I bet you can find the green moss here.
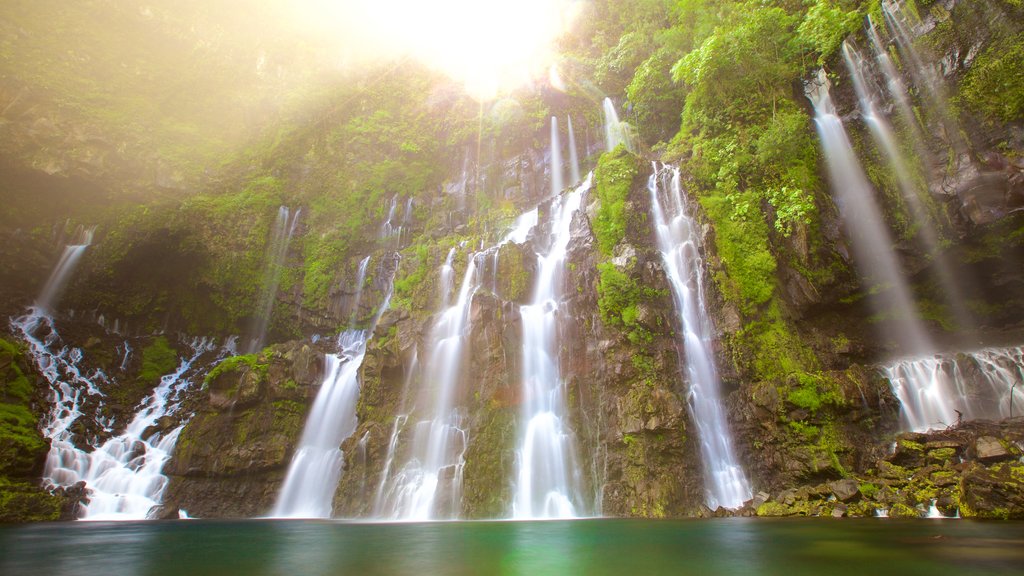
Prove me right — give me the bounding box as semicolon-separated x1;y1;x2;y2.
700;193;776;314
959;32;1024;122
756;501;793;517
859;482;880;499
204;354;267;386
138;336;178;385
0;478;62;523
593;146;642;256
888;502;920;518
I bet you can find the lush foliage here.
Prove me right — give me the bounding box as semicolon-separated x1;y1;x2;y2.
593;145;644;256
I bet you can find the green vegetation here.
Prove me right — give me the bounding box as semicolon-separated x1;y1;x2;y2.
0;338;63;522
204;354;268;386
597;262;664;345
593;146;644;256
138;337;178;386
959;32;1024;122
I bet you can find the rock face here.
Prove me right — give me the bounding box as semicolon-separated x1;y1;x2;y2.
0;338;64;522
160;342;325;518
756;419;1024;519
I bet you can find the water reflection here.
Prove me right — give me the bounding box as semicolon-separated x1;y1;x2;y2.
3;518;1024;576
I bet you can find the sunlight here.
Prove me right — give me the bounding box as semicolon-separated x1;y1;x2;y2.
293;0;580;100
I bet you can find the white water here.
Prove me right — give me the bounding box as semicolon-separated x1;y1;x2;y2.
842;43;972;331
503;208;539;245
36;227;95;313
602;98;629;152
649;164;752;510
883;345;1024;432
349;256;372;326
272;332;369;518
866;17;922;140
807;70;933;356
375;255;480;520
567;116;581;185
273;261;395;518
246;206;300;353
512;174;591;519
439;247;457;307
550;116;564;198
11;310;220;520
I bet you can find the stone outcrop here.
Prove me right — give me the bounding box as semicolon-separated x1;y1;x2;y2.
160;341;325;518
756;419;1024;518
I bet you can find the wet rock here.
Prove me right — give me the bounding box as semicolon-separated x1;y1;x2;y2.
960;462;1024;519
829;479;860;502
975;436;1011;462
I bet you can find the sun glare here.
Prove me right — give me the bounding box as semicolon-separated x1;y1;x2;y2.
296;0;580;100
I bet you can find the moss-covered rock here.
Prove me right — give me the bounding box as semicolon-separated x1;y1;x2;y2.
161;341;325;517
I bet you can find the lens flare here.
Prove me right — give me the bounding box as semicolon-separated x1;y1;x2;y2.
293;0;579;100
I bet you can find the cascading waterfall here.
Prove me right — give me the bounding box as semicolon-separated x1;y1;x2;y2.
11;310;222;520
807;69;1024;431
602;98;628;152
567;116;581;185
273;256;395;518
883;346;1024;432
349;256;372;326
842;42;972;330
550;116;564;198
648;164;752;510
246;206;301;354
807;69;933;356
374;255;480;520
512;174;591;519
36;226;95;313
272;332;371;518
866;17;922;141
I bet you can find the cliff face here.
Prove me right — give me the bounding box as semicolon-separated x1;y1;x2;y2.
2;0;1024;521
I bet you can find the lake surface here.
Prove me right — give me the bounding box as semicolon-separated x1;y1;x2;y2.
2;518;1024;575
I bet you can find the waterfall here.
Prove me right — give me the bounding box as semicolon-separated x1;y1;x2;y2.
503;208;539;246
374;255;480;520
550;116;564;197
439;248;457;308
602;98;631;153
512;174;591;519
567;116;581;185
272;332;369;518
36;226;95;313
349;256;372;327
273;259;396;518
883;346;1024;432
807;69;932;355
246;206;300;354
866;17;922;140
10;311;222;520
648;164;752;509
842;42;972;330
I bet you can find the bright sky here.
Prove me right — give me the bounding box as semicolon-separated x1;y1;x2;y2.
290;0;582;99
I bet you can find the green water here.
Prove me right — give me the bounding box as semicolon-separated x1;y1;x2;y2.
2;518;1023;575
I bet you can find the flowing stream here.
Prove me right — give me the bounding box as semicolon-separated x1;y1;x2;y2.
648;164;751;509
12;310;223;520
512;174;590;519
